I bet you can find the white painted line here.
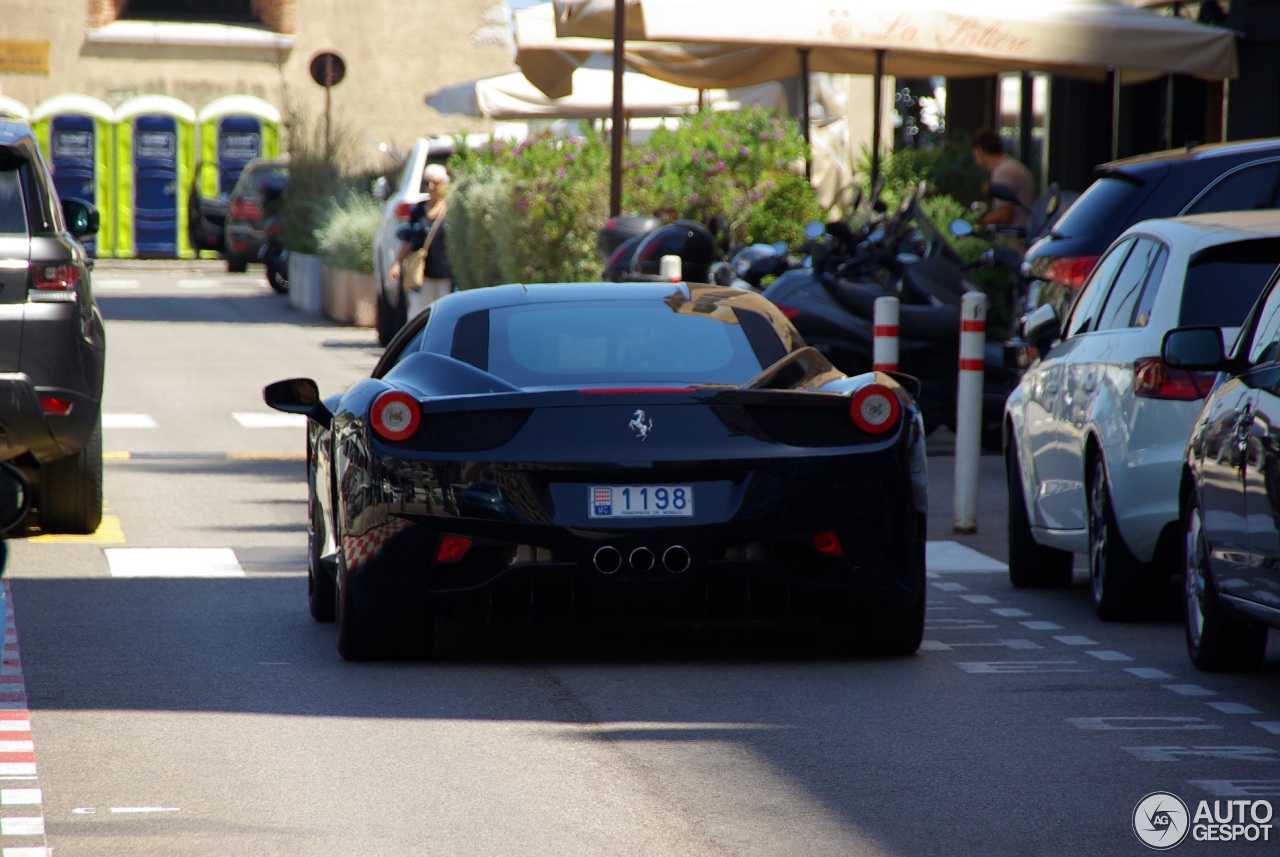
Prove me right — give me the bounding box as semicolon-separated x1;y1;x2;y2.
0;765;35;777
930;582;968;592
1054;636;1099;646
0;790;39;806
1252;722;1280;735
233;412;307;429
992;607;1031;617
919;640;952;651
1087;650;1134;662
110;807;179;814
0;744;32;754
1020;620;1065;631
0;817;43;835
927;541;1007;573
105;549;244;578
1164;684;1217;697
177;279;220;289
1000;639;1044;650
957;660;1090;674
2;847;51;857
960;595;998;604
1187;779;1280;797
102;414;157;429
93;279;140;290
1126;667;1175;680
0;724;29;733
1207;702;1261;715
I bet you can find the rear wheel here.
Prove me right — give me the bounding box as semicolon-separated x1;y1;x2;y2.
266;260;288;294
39;417;103;535
1184;497;1267;671
334;550;434;661
824;515;925;656
307;497;335;622
1088;455;1145;620
1006;445;1073;588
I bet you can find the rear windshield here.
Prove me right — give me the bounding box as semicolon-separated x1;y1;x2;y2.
455;300;785;386
1179;237;1280;327
1050;176;1151;240
0;167;26;235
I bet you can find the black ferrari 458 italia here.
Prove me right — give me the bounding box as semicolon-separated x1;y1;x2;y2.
264;281;928;660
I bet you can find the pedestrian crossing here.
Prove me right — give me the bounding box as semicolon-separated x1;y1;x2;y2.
103;412;304;430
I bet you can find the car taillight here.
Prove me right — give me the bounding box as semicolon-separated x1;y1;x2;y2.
1046;255;1100;290
230;199;262;220
370;391;421;442
811;530;844;557
436;534;472;563
1132;356;1216;401
850;383;902;434
394;202;414;220
32;264;80;291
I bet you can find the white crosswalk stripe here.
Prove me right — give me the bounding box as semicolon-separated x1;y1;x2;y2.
105;549;245;578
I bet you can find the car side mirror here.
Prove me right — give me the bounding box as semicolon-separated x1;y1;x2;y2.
1162;326;1228;371
1022;302;1061;355
263;378;331;425
62;198;99;239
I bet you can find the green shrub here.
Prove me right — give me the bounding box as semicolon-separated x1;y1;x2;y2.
315;190;380;273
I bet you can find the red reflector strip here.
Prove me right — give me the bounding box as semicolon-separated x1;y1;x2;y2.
958;359;985;372
436;535;472;563
874;325;898;337
578;387;697;395
811;530;844;557
38;396;73;416
960;320;985;333
32;264;79;291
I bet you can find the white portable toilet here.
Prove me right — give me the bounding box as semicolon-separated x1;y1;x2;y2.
114;94;197;259
30;94;115;257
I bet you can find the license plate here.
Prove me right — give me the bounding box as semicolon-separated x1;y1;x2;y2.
589;485;693;518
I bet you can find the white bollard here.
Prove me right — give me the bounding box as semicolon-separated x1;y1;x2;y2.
660;255;682;282
953;290;988;534
873;296;899;373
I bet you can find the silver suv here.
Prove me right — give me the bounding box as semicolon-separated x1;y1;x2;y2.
0;118;105;534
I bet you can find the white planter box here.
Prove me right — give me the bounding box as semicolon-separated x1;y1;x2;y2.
321;268;377;327
288;252;323;315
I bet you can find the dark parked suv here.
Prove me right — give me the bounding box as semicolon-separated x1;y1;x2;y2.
1026;138;1280;315
0;119;105;534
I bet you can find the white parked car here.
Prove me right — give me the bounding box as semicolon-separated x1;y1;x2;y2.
371;136;457;346
1004;210;1280;619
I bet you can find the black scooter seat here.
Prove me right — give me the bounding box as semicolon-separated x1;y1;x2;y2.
829;279;960;345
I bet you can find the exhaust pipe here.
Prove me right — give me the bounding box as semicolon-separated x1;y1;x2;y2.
629;546;655;572
662;545;691;573
593;546;622;574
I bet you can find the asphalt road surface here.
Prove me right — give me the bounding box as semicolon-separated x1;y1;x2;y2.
1;260;1277;856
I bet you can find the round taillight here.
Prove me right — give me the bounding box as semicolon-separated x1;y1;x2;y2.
849;384;901;434
370;391;420;442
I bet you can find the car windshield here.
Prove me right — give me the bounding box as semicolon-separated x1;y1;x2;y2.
1179;237;1280;327
1049;175;1149;240
462;300;782;386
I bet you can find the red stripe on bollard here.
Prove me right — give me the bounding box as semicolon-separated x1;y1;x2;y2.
874;325;899;337
961;320;985;333
958;358;985;371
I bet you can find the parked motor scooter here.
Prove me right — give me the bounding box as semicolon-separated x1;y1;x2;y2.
763;189;1018;450
259;174;289;295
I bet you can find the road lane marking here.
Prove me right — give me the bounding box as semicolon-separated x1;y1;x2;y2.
1188;780;1280;797
1087;650;1134;662
0;583;49;857
1124;746;1279;763
927;541;1007;572
1069;717;1218;731
102;414;157;429
233;412;306;429
105;548;244;578
1207;703;1261;715
1254;723;1280;735
1020;620;1065;631
28;515;124;545
1165;684;1217;697
1127;667;1176;680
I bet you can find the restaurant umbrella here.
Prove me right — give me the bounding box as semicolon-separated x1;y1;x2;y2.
550;0;1237;183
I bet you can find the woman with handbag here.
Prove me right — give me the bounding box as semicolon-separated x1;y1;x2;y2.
388;163;452;320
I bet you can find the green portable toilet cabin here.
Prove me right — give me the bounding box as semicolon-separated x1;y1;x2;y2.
115;95;196;259
197;95;281;196
0;96;28;120
30;94;115;257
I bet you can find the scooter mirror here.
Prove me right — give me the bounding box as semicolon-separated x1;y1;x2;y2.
772;241;788;255
803;221;825;242
950;219;974;239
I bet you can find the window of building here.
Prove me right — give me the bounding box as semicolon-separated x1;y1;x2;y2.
119;1;257;24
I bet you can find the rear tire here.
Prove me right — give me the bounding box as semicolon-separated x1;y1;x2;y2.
1006;445;1073;588
266;261;288;294
1184;497;1267;671
307;497;335;622
334;549;434;661
824;515;925;656
39;417;103;535
1088;454;1145;620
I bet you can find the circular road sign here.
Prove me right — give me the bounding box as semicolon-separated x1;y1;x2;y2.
309;51;346;88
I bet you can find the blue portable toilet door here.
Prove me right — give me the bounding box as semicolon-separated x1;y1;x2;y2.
218;115;262;195
133;115;179;257
49;115;99;255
